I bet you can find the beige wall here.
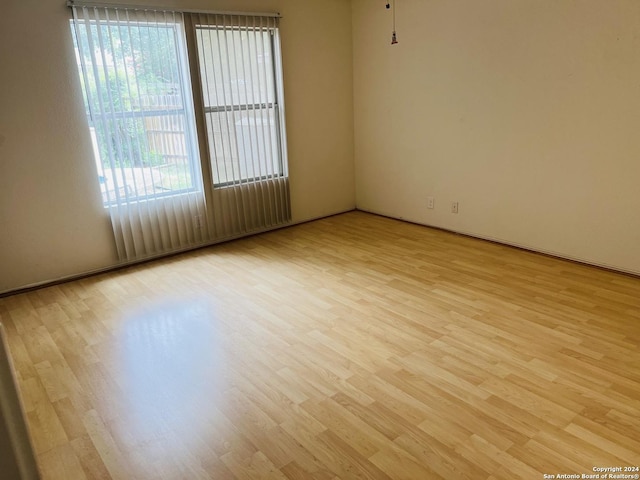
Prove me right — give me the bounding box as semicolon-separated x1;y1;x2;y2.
0;0;355;293
352;0;640;274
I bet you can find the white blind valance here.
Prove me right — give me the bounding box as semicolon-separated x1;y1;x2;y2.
67;1;280;19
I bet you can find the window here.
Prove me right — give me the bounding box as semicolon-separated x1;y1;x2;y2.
71;13;201;205
195;25;284;186
70;4;290;261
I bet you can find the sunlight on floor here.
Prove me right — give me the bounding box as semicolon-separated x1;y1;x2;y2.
118;299;226;436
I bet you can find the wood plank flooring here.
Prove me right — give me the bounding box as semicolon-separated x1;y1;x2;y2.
1;211;639;479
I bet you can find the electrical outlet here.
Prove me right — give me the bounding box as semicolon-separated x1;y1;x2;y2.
427;196;434;209
451;202;459;214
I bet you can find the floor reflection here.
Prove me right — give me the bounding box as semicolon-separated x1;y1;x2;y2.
117;298;226;435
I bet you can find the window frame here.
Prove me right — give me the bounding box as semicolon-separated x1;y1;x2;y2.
193;24;286;188
72;16;205;207
71;7;288;207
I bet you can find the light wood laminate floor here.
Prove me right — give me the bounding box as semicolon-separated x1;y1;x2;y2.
1;211;639;479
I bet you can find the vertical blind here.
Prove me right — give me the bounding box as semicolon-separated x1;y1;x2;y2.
70;3;290;262
188;12;291;238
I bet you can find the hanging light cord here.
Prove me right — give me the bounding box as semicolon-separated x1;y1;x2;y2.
391;0;398;44
386;0;398;44
392;0;396;32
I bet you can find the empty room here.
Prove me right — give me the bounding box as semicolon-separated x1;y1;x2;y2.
1;0;639;479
